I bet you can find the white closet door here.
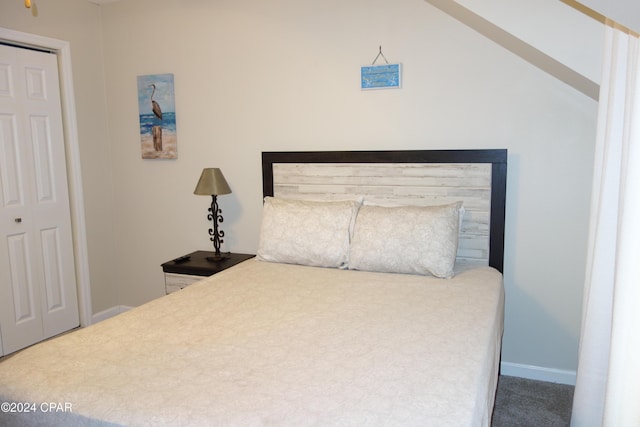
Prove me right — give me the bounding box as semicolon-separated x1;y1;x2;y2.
0;44;79;355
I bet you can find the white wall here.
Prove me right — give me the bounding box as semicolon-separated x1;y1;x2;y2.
1;0;601;381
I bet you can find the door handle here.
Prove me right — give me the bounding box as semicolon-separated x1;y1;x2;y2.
14;218;22;223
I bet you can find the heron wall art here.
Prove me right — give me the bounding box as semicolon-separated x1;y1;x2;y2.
137;73;178;159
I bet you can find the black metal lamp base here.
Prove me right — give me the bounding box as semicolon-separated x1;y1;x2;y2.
206;252;230;262
205;195;229;263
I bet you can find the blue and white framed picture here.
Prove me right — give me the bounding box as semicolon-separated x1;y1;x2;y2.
137;73;178;159
361;64;402;90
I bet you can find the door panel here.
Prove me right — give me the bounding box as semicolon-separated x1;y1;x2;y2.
5;231;44;352
41;227;65;312
0;44;79;355
30;114;55;202
7;232;37;324
0;113;24;207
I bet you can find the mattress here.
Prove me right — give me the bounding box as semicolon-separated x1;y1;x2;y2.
0;259;504;426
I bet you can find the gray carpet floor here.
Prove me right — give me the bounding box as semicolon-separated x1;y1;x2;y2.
492;375;574;426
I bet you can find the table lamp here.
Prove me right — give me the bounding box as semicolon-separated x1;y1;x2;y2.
193;168;232;261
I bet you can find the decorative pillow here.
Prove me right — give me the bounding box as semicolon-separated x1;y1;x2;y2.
256;197;361;268
363;199;466;232
348;202;463;278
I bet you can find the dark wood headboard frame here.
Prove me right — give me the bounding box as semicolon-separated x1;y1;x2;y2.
262;149;507;273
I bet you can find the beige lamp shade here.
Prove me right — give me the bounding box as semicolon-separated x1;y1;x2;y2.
193;168;232;196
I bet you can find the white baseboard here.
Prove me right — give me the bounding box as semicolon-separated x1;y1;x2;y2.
500;361;576;386
91;305;135;324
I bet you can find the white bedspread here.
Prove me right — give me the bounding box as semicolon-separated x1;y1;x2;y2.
0;259;504;427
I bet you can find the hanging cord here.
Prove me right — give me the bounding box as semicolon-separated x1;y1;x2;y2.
371;46;389;65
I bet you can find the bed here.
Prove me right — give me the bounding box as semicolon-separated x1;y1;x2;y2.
0;149;507;427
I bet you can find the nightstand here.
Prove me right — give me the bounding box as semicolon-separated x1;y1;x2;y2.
161;251;254;294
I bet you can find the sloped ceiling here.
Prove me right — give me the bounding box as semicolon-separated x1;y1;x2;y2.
576;0;639;34
87;0;602;100
426;0;601;100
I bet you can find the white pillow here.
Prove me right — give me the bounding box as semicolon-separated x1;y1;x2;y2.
363;199;466;232
256;197;361;268
348;202;463;278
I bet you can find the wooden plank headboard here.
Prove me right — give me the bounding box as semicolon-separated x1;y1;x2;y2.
262;150;507;273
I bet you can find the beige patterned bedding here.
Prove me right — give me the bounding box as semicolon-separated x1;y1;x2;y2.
0;259;504;426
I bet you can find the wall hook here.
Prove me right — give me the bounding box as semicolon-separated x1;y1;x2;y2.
371;46;389;65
